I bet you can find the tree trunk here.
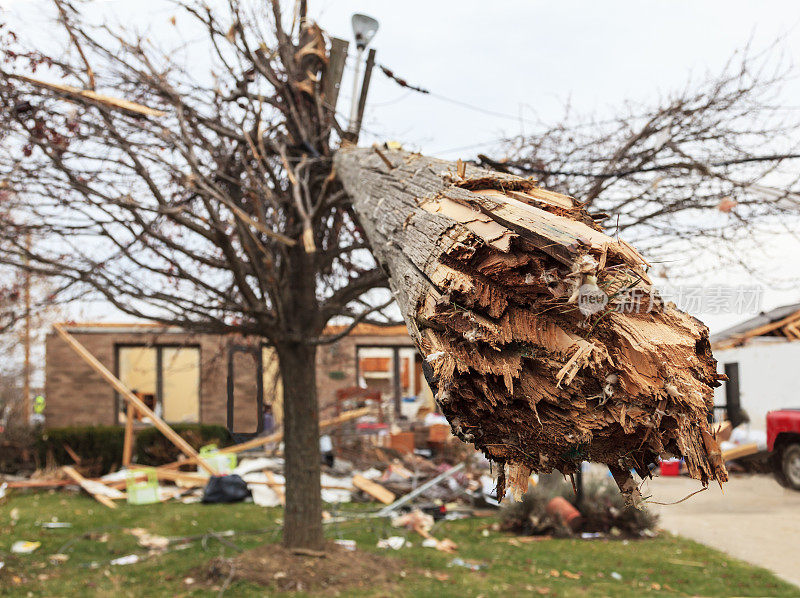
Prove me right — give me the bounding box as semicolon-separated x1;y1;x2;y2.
278;246;323;550
277;339;323;549
335;147;727;503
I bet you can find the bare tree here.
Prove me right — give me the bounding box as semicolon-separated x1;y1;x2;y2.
480;50;800;277
0;1;393;549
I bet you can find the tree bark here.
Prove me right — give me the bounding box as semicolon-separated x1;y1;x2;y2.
277;339;323;549
335;147;727;503
278;246;323;550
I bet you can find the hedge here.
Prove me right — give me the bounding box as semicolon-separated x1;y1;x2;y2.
37;423;231;475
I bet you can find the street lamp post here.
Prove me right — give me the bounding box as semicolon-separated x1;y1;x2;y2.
347;13;379;137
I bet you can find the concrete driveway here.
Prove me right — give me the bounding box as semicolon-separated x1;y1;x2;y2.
643;474;800;588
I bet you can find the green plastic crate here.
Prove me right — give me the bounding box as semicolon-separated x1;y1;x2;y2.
126;467;160;505
198;444;237;475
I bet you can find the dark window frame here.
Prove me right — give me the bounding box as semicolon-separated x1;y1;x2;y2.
227;344;264;441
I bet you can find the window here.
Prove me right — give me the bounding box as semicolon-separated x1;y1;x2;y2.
117;345;200;424
356;346;430;420
162;347;200;423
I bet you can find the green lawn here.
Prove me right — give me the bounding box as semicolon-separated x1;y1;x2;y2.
0;491;796;597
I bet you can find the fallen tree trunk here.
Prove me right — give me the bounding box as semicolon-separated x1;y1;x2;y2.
335;147;727;503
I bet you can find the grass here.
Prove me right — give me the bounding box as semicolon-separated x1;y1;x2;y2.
0;491;797;597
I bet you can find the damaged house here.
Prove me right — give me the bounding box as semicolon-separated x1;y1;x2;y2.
711;301;800;429
44;322;433;434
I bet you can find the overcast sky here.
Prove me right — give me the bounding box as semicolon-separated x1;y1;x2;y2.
3;0;800;330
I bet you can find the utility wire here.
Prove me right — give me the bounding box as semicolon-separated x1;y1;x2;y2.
376;62;539;125
431;138;509;156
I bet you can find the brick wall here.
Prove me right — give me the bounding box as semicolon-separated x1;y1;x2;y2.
44;324;415;429
44;327;260;430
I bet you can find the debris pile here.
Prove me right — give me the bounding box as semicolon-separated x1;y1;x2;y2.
499;473;658;539
335;147;728;503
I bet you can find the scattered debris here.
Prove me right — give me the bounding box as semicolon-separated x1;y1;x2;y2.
448;558;487;571
500;473;657;539
201;475;251;504
62;466;121;509
128;528;170;552
352;474;395;505
333;539;356;551
545;496;582;531
39;521;72;529
392;509;435;535
11;541;41;554
377;536;407;550
109;554;141;566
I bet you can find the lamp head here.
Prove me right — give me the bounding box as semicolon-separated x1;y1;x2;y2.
351;13;379;50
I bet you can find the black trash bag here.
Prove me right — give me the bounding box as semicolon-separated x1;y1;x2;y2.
202;474;251;504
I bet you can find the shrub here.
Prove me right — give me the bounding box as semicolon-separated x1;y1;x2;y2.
499;471;658;538
134;424;231;465
37;423;232;474
36;426;124;475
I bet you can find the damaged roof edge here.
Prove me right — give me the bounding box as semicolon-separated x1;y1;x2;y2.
710;301;800;344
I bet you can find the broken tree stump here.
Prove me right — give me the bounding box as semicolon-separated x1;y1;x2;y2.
335;147;727;503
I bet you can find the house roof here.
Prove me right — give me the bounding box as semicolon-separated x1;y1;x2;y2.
711;301;800;346
57;322;186;334
323;323;409;337
56;321;410;338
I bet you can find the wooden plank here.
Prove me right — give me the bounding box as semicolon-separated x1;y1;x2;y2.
122;402;136;467
265;470;285;505
219;406;374;455
62;465;117;509
711;420;733;442
53;324;216;474
352;474;395;505
322;37;349;111
129;465;208;486
5;479;72;488
155;406;374;470
721;442;760;461
13;74;165;117
477;187;575;211
128;466;351;490
62;442;82;465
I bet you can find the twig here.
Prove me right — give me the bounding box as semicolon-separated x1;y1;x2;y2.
218;558;236;598
645;486;707;505
372;143;394;169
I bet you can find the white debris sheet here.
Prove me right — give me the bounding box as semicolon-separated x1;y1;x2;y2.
233;458;353;506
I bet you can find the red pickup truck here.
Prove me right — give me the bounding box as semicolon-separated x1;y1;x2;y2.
768;409;800;490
